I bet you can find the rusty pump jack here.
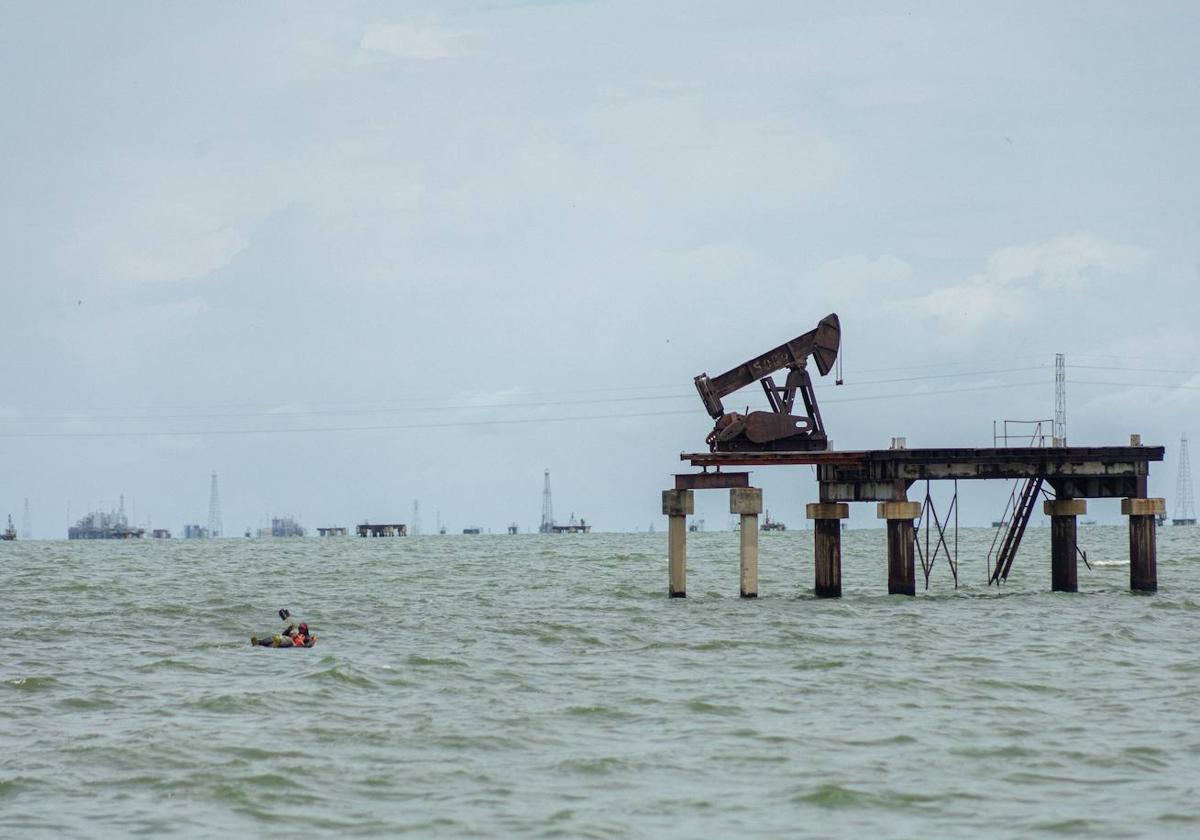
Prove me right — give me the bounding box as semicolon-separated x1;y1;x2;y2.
693;313;841;452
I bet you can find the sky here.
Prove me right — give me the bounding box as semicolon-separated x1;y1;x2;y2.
2;1;1198;536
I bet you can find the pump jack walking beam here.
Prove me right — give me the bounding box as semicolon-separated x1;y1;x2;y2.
693;313;841;452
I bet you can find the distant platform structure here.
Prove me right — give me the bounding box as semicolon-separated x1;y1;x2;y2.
318;527;348;537
462;527;481;535
271;516;305;538
761;511;786;532
183;524;208;539
539;470;591;533
151;529;172;539
548;515;591;534
357;522;406;537
69;504;144;540
1173;433;1195;525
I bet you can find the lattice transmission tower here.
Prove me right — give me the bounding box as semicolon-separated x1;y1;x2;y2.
1053;353;1067;447
411;499;421;536
208;473;223;538
1174;434;1196;525
21;497;32;539
540;469;554;533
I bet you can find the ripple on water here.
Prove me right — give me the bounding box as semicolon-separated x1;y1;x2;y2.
405;654;465;668
134;657;209;673
789;783;944;812
685;699;741;715
58;696;116;710
556;756;628;776
0;778;29;799
5;676;57;692
1029;818;1105;834
562;705;636;721
1150;597;1200;611
305;666;378;689
790;658;845;671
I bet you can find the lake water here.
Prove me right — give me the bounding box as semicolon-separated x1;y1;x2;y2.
4;527;1200;838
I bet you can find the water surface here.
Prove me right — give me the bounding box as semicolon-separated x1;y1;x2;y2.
4;527;1200;837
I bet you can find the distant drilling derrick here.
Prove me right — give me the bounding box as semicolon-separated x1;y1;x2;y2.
1174;434;1196;525
1053;353;1067;447
21;497;32;539
208;473;223;538
540;469;554;533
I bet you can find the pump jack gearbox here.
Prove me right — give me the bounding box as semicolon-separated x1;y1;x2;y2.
693;313;841;452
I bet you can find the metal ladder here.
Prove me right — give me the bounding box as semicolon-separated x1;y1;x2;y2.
988;477;1043;585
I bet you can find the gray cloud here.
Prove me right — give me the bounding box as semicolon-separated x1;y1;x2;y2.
1;2;1197;535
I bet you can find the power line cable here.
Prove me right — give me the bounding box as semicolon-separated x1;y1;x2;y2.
1067;379;1200;391
0;380;1049;439
1069;364;1200;376
0;366;1052;422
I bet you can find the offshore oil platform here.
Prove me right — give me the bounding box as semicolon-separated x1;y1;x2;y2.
68;497;145;540
664;313;1166;599
539;469;592;533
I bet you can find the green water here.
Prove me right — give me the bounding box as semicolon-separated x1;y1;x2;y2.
4;527;1200;837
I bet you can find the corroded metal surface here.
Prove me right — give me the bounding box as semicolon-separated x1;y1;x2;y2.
1129;515;1158;592
886;518;916;596
1050;513;1079;592
814;518;842;598
683;445;1165;469
674;472;749;491
693;314;839;452
680;446;1164;501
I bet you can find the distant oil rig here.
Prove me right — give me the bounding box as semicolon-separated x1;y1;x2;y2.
1173;433;1196;526
68;497;144;540
539;469;591;533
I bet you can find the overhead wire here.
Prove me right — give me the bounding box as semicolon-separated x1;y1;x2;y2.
1;365;1052;422
1068;379;1200;391
0;380;1054;439
6;362;1197;437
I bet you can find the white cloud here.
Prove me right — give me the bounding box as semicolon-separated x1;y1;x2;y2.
812;254;913;293
983;234;1146;291
897;233;1148;334
112;226;248;288
356;22;472;63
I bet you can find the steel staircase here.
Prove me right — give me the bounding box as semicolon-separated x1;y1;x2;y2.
989;477;1043;585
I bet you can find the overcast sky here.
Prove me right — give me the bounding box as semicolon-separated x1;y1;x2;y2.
2;1;1198;536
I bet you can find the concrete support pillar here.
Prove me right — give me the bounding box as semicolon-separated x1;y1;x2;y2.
1044;498;1086;593
729;487;762;598
662;489;694;598
877;501;921;596
1122;498;1165;593
806;502;850;598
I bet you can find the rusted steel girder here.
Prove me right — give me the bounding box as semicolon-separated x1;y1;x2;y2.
674;472;750;491
682;446;1162;500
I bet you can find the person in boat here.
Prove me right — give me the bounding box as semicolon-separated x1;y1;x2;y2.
290;623;312;646
278;608;300;635
251;630;311;647
251;610;313;646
